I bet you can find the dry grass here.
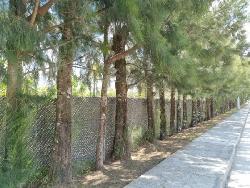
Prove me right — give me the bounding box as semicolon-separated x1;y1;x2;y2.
74;110;236;188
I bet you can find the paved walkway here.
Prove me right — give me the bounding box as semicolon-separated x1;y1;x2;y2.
227;108;250;188
125;105;250;188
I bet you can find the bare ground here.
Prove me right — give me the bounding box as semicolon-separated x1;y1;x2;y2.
74;111;235;188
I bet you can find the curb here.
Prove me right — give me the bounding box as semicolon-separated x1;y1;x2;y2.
222;108;249;188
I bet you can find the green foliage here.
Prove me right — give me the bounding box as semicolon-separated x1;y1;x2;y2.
72;160;95;176
0;15;44;62
0;95;54;187
130;126;144;149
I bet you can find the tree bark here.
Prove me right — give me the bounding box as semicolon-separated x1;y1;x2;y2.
112;30;130;160
170;87;175;136
29;0;40;26
182;94;187;129
159;83;166;140
6;61;23;112
176;92;181;132
224;100;227;113
205;98;210;121
197;98;201;123
106;44;139;64
200;99;205;121
220;101;224;114
210;97;214;118
96;22;110;170
229;100;232;110
191;99;197;127
27;0;55;22
145;69;155;142
52;3;75;185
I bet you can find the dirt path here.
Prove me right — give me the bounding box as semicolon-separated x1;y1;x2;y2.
75;111;236;188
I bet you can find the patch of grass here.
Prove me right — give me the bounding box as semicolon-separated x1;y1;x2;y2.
72;160;95;176
130;126;145;149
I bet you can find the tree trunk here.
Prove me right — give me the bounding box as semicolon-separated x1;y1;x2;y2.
96;63;110;169
201;99;205;121
170;87;175;135
220;101;224;114
229;100;232;110
4;60;23;171
232;99;235;109
145;69;155;142
224;99;227;112
112;30;130;160
191;99;197;127
205;98;210;121
6;62;23;110
96;22;110;170
210;97;214;118
197;99;201;123
52;5;74;184
182;94;187;129
159;83;166;140
176;92;181;132
4;0;25;171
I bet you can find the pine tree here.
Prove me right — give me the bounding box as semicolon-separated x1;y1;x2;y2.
144;54;155;141
95;11;110;170
50;0;93;184
96;0;171;160
1;0;53;173
52;1;75;184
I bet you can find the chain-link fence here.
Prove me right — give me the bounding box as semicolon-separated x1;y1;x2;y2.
0;96;222;183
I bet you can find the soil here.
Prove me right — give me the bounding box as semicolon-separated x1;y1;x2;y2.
74;111;235;188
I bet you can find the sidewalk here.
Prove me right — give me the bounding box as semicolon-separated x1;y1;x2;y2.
227;108;250;188
125;106;250;188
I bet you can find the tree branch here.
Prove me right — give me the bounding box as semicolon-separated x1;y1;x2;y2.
105;44;140;64
27;0;56;23
128;77;145;88
37;0;55;16
30;0;40;26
